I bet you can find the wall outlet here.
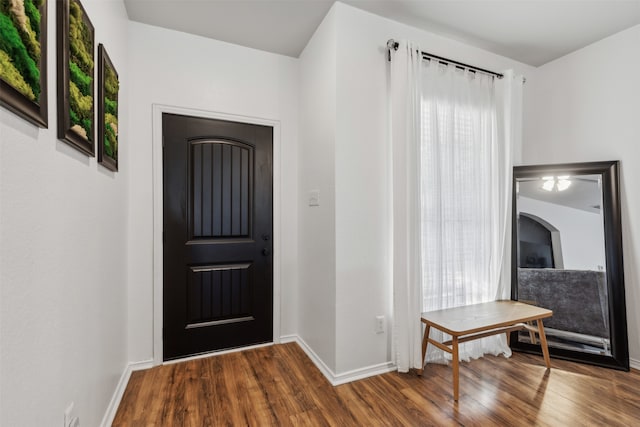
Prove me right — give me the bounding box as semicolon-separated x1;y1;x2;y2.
375;315;385;334
64;402;79;427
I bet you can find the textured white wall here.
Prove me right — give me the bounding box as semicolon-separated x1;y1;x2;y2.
523;24;640;365
126;22;300;363
297;6;338;371
0;1;130;425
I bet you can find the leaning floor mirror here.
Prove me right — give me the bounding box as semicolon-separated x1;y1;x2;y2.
511;161;629;370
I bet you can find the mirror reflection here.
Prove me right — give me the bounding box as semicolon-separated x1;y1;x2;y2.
516;173;611;355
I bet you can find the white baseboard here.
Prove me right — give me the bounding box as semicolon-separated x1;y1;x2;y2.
279;334;299;344
100;359;153;427
291;335;397;386
291;335;339;384
332;360;397;386
630;357;640;371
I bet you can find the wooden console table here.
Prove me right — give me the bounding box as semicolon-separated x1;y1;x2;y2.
420;300;552;401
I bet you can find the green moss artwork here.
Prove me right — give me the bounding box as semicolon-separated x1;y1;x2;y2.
56;0;93;154
103;60;118;160
0;0;43;102
98;44;118;170
68;0;92;141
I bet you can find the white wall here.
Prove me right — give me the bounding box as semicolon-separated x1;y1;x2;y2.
518;196;606;270
295;2;535;376
523;25;640;364
0;1;129;425
297;6;338;371
126;22;299;363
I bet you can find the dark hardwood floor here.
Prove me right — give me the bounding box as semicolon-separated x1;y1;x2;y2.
113;342;640;426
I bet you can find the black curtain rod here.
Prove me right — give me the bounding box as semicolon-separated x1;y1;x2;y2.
387;39;504;79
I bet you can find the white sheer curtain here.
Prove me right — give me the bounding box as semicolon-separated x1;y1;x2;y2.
390;41;424;372
496;70;523;302
390;40;524;369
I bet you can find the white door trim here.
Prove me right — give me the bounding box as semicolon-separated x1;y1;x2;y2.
151;104;282;365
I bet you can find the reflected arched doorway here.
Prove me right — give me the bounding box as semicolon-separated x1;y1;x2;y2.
518;212;563;269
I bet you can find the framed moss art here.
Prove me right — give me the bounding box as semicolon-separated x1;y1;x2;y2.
97;44;118;171
57;0;94;155
0;0;48;128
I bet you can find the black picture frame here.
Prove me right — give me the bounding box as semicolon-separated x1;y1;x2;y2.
97;44;118;171
0;0;48;128
57;0;94;156
511;161;629;371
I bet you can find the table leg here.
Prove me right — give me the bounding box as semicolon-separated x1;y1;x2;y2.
418;324;431;376
452;335;459;401
537;319;551;369
528;321;538;344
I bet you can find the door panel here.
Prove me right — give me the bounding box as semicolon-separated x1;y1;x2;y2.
186;263;253;328
190;141;252;240
163;113;273;361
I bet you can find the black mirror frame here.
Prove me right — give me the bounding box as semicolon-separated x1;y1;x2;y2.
511;160;629;371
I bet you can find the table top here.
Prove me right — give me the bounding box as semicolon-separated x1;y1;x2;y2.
421;300;552;336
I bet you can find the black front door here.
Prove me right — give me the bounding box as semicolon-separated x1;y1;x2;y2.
162;113;273;361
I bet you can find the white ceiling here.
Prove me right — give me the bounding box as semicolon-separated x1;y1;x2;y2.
124;0;640;66
518;175;602;213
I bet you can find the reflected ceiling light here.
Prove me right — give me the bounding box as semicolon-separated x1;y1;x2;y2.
542;176;571;192
542;178;555;191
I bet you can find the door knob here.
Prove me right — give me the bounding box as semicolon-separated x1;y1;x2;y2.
262;248;270;256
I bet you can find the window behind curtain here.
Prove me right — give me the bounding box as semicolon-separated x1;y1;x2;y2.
420;62;504;361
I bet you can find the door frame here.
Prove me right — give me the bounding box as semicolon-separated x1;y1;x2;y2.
151;104;282;365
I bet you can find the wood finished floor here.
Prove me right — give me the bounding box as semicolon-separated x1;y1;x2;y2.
113;342;640;426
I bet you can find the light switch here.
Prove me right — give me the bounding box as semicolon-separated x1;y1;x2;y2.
308;190;320;207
